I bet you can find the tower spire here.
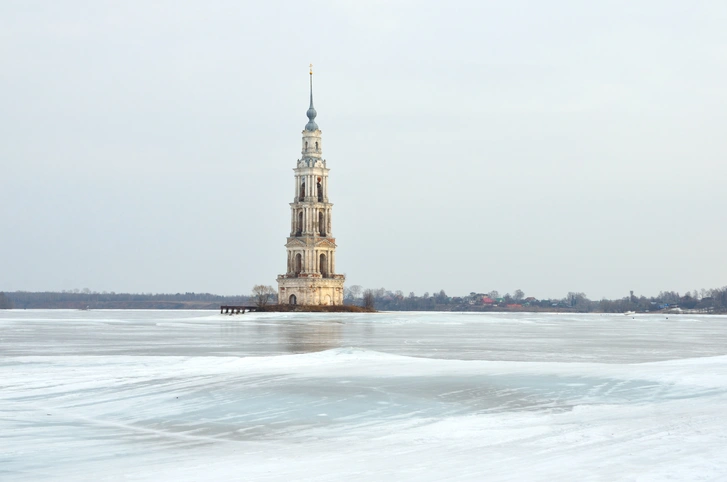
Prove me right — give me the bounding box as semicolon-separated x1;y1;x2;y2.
305;64;318;131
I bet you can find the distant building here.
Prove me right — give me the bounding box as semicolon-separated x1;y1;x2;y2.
277;68;345;305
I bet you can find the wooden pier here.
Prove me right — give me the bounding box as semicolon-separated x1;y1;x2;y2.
220;305;258;314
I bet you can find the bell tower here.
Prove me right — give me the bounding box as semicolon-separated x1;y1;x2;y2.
277;66;345;305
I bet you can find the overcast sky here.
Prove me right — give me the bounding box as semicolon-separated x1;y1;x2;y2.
1;1;726;300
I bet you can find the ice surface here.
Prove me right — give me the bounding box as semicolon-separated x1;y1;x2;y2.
2;310;727;481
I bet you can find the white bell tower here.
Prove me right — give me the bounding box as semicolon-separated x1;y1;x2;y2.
277;66;345;305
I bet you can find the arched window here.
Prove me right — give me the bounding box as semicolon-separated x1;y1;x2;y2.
300;182;305;201
320;253;328;277
295;253;302;276
318;211;325;236
297;212;303;236
315;141;319;150
305;141;308;150
317;181;323;202
289;294;297;305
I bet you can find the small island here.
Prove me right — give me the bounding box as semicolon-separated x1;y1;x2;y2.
220;303;373;314
259;304;374;313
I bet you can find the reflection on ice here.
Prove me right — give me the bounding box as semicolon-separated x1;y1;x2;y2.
281;322;343;354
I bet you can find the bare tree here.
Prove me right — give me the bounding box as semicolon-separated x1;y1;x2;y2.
362;290;375;310
566;292;590;311
348;285;363;299
345;284;364;304
0;292;13;309
252;285;276;307
513;289;525;302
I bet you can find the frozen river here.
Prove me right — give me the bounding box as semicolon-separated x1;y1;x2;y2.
2;310;727;481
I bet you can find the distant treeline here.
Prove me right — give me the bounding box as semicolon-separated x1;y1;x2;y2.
1;285;726;313
342;286;727;314
0;291;249;310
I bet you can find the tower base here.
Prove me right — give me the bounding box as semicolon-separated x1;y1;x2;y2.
277;275;345;306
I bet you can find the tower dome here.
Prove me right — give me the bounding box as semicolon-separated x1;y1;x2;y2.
305;105;318;131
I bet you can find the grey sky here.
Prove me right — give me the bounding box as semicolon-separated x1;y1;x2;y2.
1;1;726;300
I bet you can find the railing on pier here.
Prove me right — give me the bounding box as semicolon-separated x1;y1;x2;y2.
220;305;258;314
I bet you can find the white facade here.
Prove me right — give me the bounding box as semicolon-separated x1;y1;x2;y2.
277;72;344;305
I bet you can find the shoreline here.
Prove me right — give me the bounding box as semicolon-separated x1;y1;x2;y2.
254;304;376;313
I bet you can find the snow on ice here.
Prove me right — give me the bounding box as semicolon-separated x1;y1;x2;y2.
2;310;727;481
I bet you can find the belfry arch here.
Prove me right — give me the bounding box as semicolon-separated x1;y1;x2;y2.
294;253;302;276
320;253;328;277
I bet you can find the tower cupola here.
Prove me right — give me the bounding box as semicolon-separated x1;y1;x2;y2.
304;66;319;132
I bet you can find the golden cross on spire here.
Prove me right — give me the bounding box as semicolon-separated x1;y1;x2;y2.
310;63;313;75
